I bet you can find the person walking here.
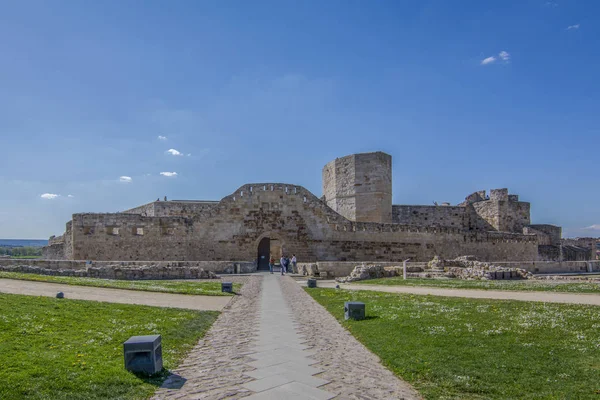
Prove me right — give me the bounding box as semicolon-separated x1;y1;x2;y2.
269;255;275;274
280;255;287;275
291;254;297;274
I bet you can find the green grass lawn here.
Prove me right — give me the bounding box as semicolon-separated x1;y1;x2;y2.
307;288;600;399
356;276;600;294
0;293;218;400
0;271;241;296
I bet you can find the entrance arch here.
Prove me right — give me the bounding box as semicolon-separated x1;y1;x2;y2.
256;234;285;270
257;237;270;270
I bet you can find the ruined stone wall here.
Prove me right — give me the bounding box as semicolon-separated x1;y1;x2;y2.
153;201;220;218
523;224;562;245
123;202;155;216
64;221;73;260
392;205;467;228
322;152;392;224
561;238;596;261
66;183;539;263
471;189;530;233
42;243;64;260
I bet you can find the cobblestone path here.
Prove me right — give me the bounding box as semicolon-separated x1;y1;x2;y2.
154;273;420;399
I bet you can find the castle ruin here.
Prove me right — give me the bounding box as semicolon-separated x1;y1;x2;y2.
43;151;594;268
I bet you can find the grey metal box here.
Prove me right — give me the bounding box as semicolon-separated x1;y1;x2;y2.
344;301;365;321
123;334;162;374
307;278;317;288
222;282;233;293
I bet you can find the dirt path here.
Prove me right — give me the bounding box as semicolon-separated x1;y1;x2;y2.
0;278;232;311
302;280;600;306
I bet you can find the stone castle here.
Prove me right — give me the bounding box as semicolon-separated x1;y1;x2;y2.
43;151;594;267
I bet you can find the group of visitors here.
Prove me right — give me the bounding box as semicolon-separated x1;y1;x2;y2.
268;254;297;275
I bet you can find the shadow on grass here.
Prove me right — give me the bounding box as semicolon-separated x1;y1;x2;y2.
354;315;379;321
131;369;187;389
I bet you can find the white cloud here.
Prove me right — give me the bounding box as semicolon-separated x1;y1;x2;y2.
166;149;183;156
499;51;510;61
583;224;600;230
158;135;167;140
567;24;580;30
187;153;192;157
119;176;132;183
544;1;558;7
160;172;178;177
481;56;497;65
67;194;74;198
40;193;59;200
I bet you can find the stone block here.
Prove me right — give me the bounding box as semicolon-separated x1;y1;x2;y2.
123;334;163;375
221;282;233;293
307;278;317;288
344;301;365;321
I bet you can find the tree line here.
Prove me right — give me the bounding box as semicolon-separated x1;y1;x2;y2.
0;246;43;257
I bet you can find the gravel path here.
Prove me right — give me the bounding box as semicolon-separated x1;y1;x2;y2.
281;276;421;400
153;275;260;399
307;280;600;306
0;278;232;311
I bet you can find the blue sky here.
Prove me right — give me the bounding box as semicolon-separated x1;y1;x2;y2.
0;0;598;239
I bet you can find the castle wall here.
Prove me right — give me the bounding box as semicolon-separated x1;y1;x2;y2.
523;224;562;245
471;190;530;233
67;183;539;263
153;201;220;218
322;152;392;224
123;202;155;216
392;205;467;228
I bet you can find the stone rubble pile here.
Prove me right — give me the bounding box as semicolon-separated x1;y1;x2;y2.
335;264;426;283
336;265;386;283
441;255;533;280
297;263;320;276
0;264;219;280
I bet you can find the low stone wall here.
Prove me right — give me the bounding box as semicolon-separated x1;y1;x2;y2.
0;259;257;278
491;261;600;274
0;264;220;280
313;261;429;278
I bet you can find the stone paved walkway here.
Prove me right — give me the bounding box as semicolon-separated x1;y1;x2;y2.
303;280;600;306
154;273;420;399
0;278;231;311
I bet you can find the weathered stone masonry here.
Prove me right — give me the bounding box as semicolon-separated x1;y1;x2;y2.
43;151;586;264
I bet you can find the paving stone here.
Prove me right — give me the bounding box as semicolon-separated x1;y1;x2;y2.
241;374;293;392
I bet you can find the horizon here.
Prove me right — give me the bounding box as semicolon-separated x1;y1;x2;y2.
1;1;599;239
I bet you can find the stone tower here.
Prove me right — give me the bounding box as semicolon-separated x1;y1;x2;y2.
322;151;392;223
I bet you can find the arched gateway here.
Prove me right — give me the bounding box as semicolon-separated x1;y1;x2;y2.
257;236;284;270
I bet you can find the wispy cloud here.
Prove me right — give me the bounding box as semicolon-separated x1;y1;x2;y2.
481;56;496;65
158;135;167;140
40;193;59;200
481;51;510;66
499;51;510;62
166;149;183;156
119;176;132;183
160;172;178;177
544;1;558;7
67;194;74;198
566;24;580;30
583;224;600;230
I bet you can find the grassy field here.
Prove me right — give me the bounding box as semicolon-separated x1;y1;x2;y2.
307;288;600;399
0;271;241;295
8;255;42;259
0;293;218;400
357;276;600;294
